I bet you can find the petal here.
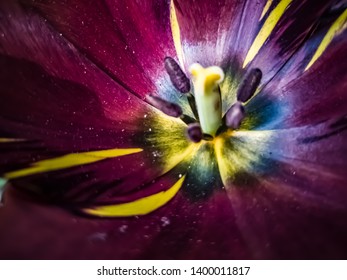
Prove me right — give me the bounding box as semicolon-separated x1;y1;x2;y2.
0;182;250;259
0;27;194;211
241;0;331;85
172;0;266;69
225;178;347;258
0;0;198;211
220;121;347;258
23;0;176;98
252;8;347;128
1;110;192;209
0;52;154;175
0;1;151;117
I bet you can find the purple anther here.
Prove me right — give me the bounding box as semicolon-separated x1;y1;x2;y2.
146;95;183;118
237;68;262;103
186;123;203;143
225;101;245;129
164;57;191;93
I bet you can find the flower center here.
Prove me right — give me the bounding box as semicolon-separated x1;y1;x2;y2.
148;57;262;143
189;63;224;136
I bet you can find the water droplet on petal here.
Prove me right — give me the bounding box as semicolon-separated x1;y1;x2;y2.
119;225;128;233
160;217;170;227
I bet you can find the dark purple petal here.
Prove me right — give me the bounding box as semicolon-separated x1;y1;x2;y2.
250;15;347;129
226;179;347;259
240;0;331;86
219;117;347;258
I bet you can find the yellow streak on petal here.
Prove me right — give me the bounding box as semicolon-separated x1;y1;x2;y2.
4;148;143;179
214;136;238;185
84;174;186;217
260;0;273;21
170;0;185;68
305;8;347;71
0;138;24;143
243;0;292;68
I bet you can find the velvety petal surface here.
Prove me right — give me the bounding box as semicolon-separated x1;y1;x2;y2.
172;0;334;112
21;0;173;97
215;117;347;258
0;0;346;261
0;1;195;210
250;8;347;129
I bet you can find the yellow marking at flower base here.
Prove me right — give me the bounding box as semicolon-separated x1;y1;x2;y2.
4;148;143;179
260;0;273;21
163;142;200;173
305;9;347;71
84;175;186;217
214;136;238;184
243;0;292;68
214;131;273;185
170;0;185;68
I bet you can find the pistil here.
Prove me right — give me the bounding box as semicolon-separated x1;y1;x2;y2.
189;63;224;136
162;57;262;139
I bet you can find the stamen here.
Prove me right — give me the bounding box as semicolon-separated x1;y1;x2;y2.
225;101;245;129
189;63;224;136
146;94;182;117
186;123;203;143
237;68;262;103
164;57;191;93
186;93;199;120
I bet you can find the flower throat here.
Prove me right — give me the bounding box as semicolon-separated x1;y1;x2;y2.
146;57;262;142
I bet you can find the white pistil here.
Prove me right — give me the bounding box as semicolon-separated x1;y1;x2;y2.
189;63;224;136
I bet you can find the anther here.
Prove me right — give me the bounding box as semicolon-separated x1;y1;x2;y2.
237;68;262;103
186;123;203;143
225;101;245;129
164;57;191;93
146;94;183;118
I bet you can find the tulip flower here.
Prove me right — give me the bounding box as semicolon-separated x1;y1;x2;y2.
0;0;347;259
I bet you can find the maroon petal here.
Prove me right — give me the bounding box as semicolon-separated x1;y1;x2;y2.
0;1;153;116
171;0;260;68
226;178;347;259
0;55;190;209
22;0;175;98
0;181;251;259
0;29;191;210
